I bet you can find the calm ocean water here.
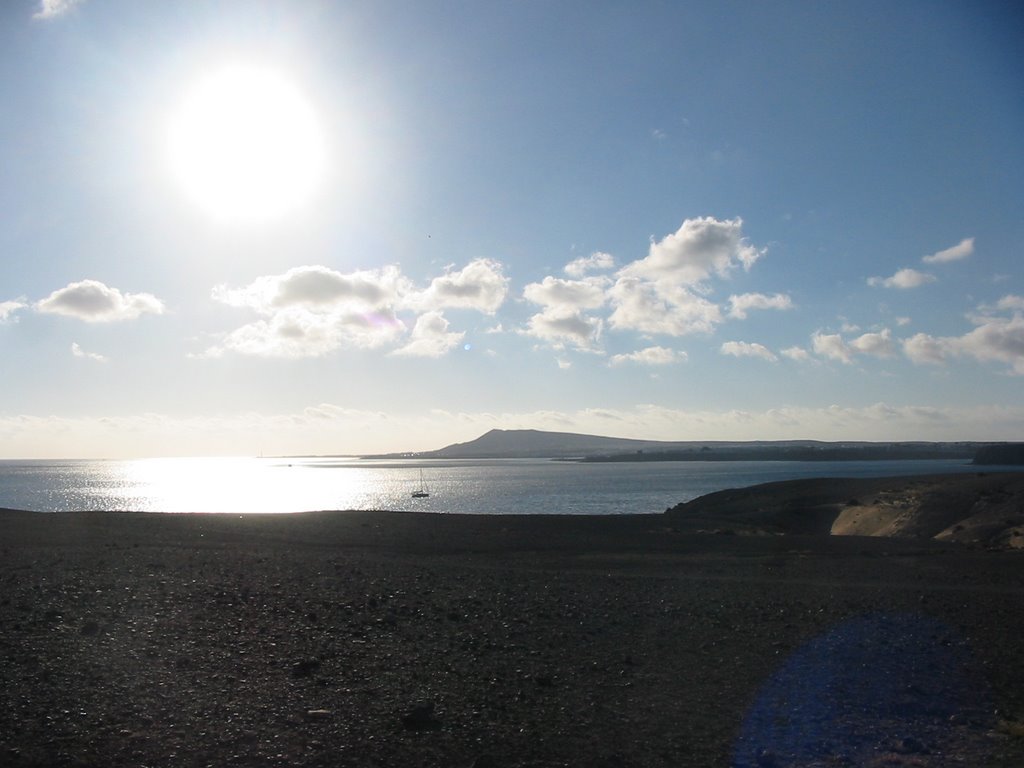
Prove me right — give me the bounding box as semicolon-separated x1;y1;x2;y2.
0;457;1010;515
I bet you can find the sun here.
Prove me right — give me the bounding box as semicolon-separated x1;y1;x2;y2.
166;63;327;223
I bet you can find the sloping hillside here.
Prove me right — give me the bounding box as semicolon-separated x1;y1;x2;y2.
665;472;1024;548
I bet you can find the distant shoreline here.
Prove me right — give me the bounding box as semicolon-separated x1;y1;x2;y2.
361;429;1023;463
578;446;977;462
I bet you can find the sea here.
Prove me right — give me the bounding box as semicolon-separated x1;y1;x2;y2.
0;456;1015;515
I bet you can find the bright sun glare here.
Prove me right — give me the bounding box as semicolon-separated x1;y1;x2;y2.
166;64;327;223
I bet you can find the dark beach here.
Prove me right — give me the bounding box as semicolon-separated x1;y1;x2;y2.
3;473;1024;767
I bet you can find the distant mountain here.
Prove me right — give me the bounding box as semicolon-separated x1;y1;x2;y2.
387;429;673;459
365;428;983;461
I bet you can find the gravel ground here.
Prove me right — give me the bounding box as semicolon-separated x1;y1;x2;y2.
2;508;1024;767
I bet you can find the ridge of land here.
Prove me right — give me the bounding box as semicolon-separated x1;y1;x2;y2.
365;427;1017;463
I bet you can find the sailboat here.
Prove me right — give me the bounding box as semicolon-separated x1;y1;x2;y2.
411;469;430;498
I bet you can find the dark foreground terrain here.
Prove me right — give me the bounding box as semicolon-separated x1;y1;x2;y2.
3;479;1024;767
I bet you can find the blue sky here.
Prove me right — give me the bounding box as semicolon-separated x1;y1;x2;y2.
1;0;1022;458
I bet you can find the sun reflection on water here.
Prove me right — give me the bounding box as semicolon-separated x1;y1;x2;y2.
116;457;392;513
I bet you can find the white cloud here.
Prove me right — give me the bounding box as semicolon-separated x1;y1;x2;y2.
520;275;610;352
208;266;408;358
720;341;777;362
33;0;84;19
213;265;405;312
811;332;854;364
1;299;27;323
902;298;1024;375
956;314;1024;375
810;328;896;363
867;268;936;289
391;312;464;358
564;252;615;277
727;292;793;319
620;216;763;286
523;275;609;310
524;307;603;350
609;346;686;367
922;237;974;264
602;217;764;338
849;328;897;358
780;346;811;361
405;258;508;314
70;342;107;362
607;277;722;336
35;280;165;323
902;332;950;365
208;261;505;358
995;294;1024;312
205;307;405;359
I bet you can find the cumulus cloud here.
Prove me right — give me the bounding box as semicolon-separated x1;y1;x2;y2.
601;217;765;339
922;237;974;264
995;295;1024;312
405;259;508;314
849;328;897;358
956;314;1024;374
867;268;936;289
208;266;411;358
208;261;505;359
523;275;609;310
620;216;763;287
524;307;603;350
903;332;949;365
607;277;722;336
720;341;777;362
780;346;811;361
811;328;897;363
521;274;610;351
902;296;1024;375
204;307;405;359
70;342;107;362
1;299;27;323
811;332;854;364
727;292;793;320
33;0;84;19
564;252;615;277
35;280;165;323
391;312;464;358
213;265;405;311
609;346;685;367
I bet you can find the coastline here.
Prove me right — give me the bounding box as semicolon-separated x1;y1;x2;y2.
3;474;1024;766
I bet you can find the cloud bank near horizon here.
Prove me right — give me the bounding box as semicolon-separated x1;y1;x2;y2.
3;401;1023;459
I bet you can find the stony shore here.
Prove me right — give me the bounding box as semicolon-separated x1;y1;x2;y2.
3;475;1024;767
